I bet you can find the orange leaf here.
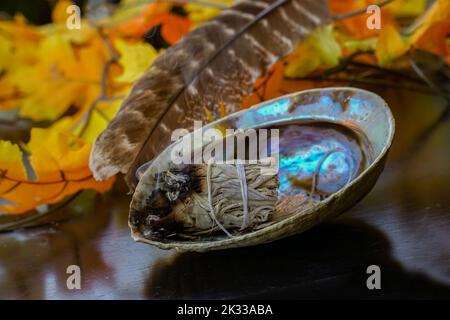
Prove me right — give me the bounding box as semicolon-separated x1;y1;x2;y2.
160;13;192;45
328;0;396;39
376;24;410;66
413;21;450;57
412;0;450;57
241;62;285;109
0;128;114;214
241;62;321;109
112;3;190;44
52;0;74;24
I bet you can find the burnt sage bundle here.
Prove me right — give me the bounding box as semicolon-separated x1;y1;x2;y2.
135;160;280;240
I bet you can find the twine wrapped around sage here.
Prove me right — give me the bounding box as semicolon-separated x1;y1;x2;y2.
142;161;279;239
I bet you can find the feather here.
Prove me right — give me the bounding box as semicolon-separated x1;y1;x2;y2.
90;0;330;188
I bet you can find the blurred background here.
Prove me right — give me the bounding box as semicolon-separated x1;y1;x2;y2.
0;0;449;299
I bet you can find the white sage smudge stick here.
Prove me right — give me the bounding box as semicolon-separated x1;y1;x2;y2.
138;161;279;239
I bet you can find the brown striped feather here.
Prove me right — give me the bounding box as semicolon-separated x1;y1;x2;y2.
90;0;330;188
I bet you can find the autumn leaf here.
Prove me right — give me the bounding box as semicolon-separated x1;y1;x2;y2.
411;0;450;58
75;97;125;143
0;0;188;215
158;13;192;45
0;1;119;214
114;39;158;83
285;25;342;78
0;17;41;45
241;62;286;109
103;2;171;35
376;24;410;67
0;75;20;111
0;128;114;214
52;0;75;24
0;20;108;121
241;61;320;110
0;34;13;71
329;0;396;39
386;0;427;18
186;0;233;25
0;30;37;112
342;37;377;52
110;2;191;44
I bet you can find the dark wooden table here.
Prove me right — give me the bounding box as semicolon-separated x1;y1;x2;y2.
1;87;449;299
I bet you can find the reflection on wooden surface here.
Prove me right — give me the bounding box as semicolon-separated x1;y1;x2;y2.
0;87;449;299
146;222;450;299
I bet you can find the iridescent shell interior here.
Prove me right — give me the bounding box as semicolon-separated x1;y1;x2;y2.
276;123;368;199
129;88;395;252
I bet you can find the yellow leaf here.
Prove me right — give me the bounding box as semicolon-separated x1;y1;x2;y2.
19;80;85;121
9;29;107;121
285;25;341;78
75;38;109;82
0;128;114;214
387;0;427;17
52;0;75;24
0;21;40;73
187;0;234;25
40;22;97;45
0;7;126;215
376;24;410;66
0;141;27;181
0;75;20;111
343;38;377;52
285;44;322;78
76;98;124;143
412;0;450;39
0;20;41;43
0;35;13;71
97;0;167;27
39;32;77;76
114;39;158;83
411;0;450;57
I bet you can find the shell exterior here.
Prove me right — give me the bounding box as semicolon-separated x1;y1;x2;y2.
129;87;395;252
